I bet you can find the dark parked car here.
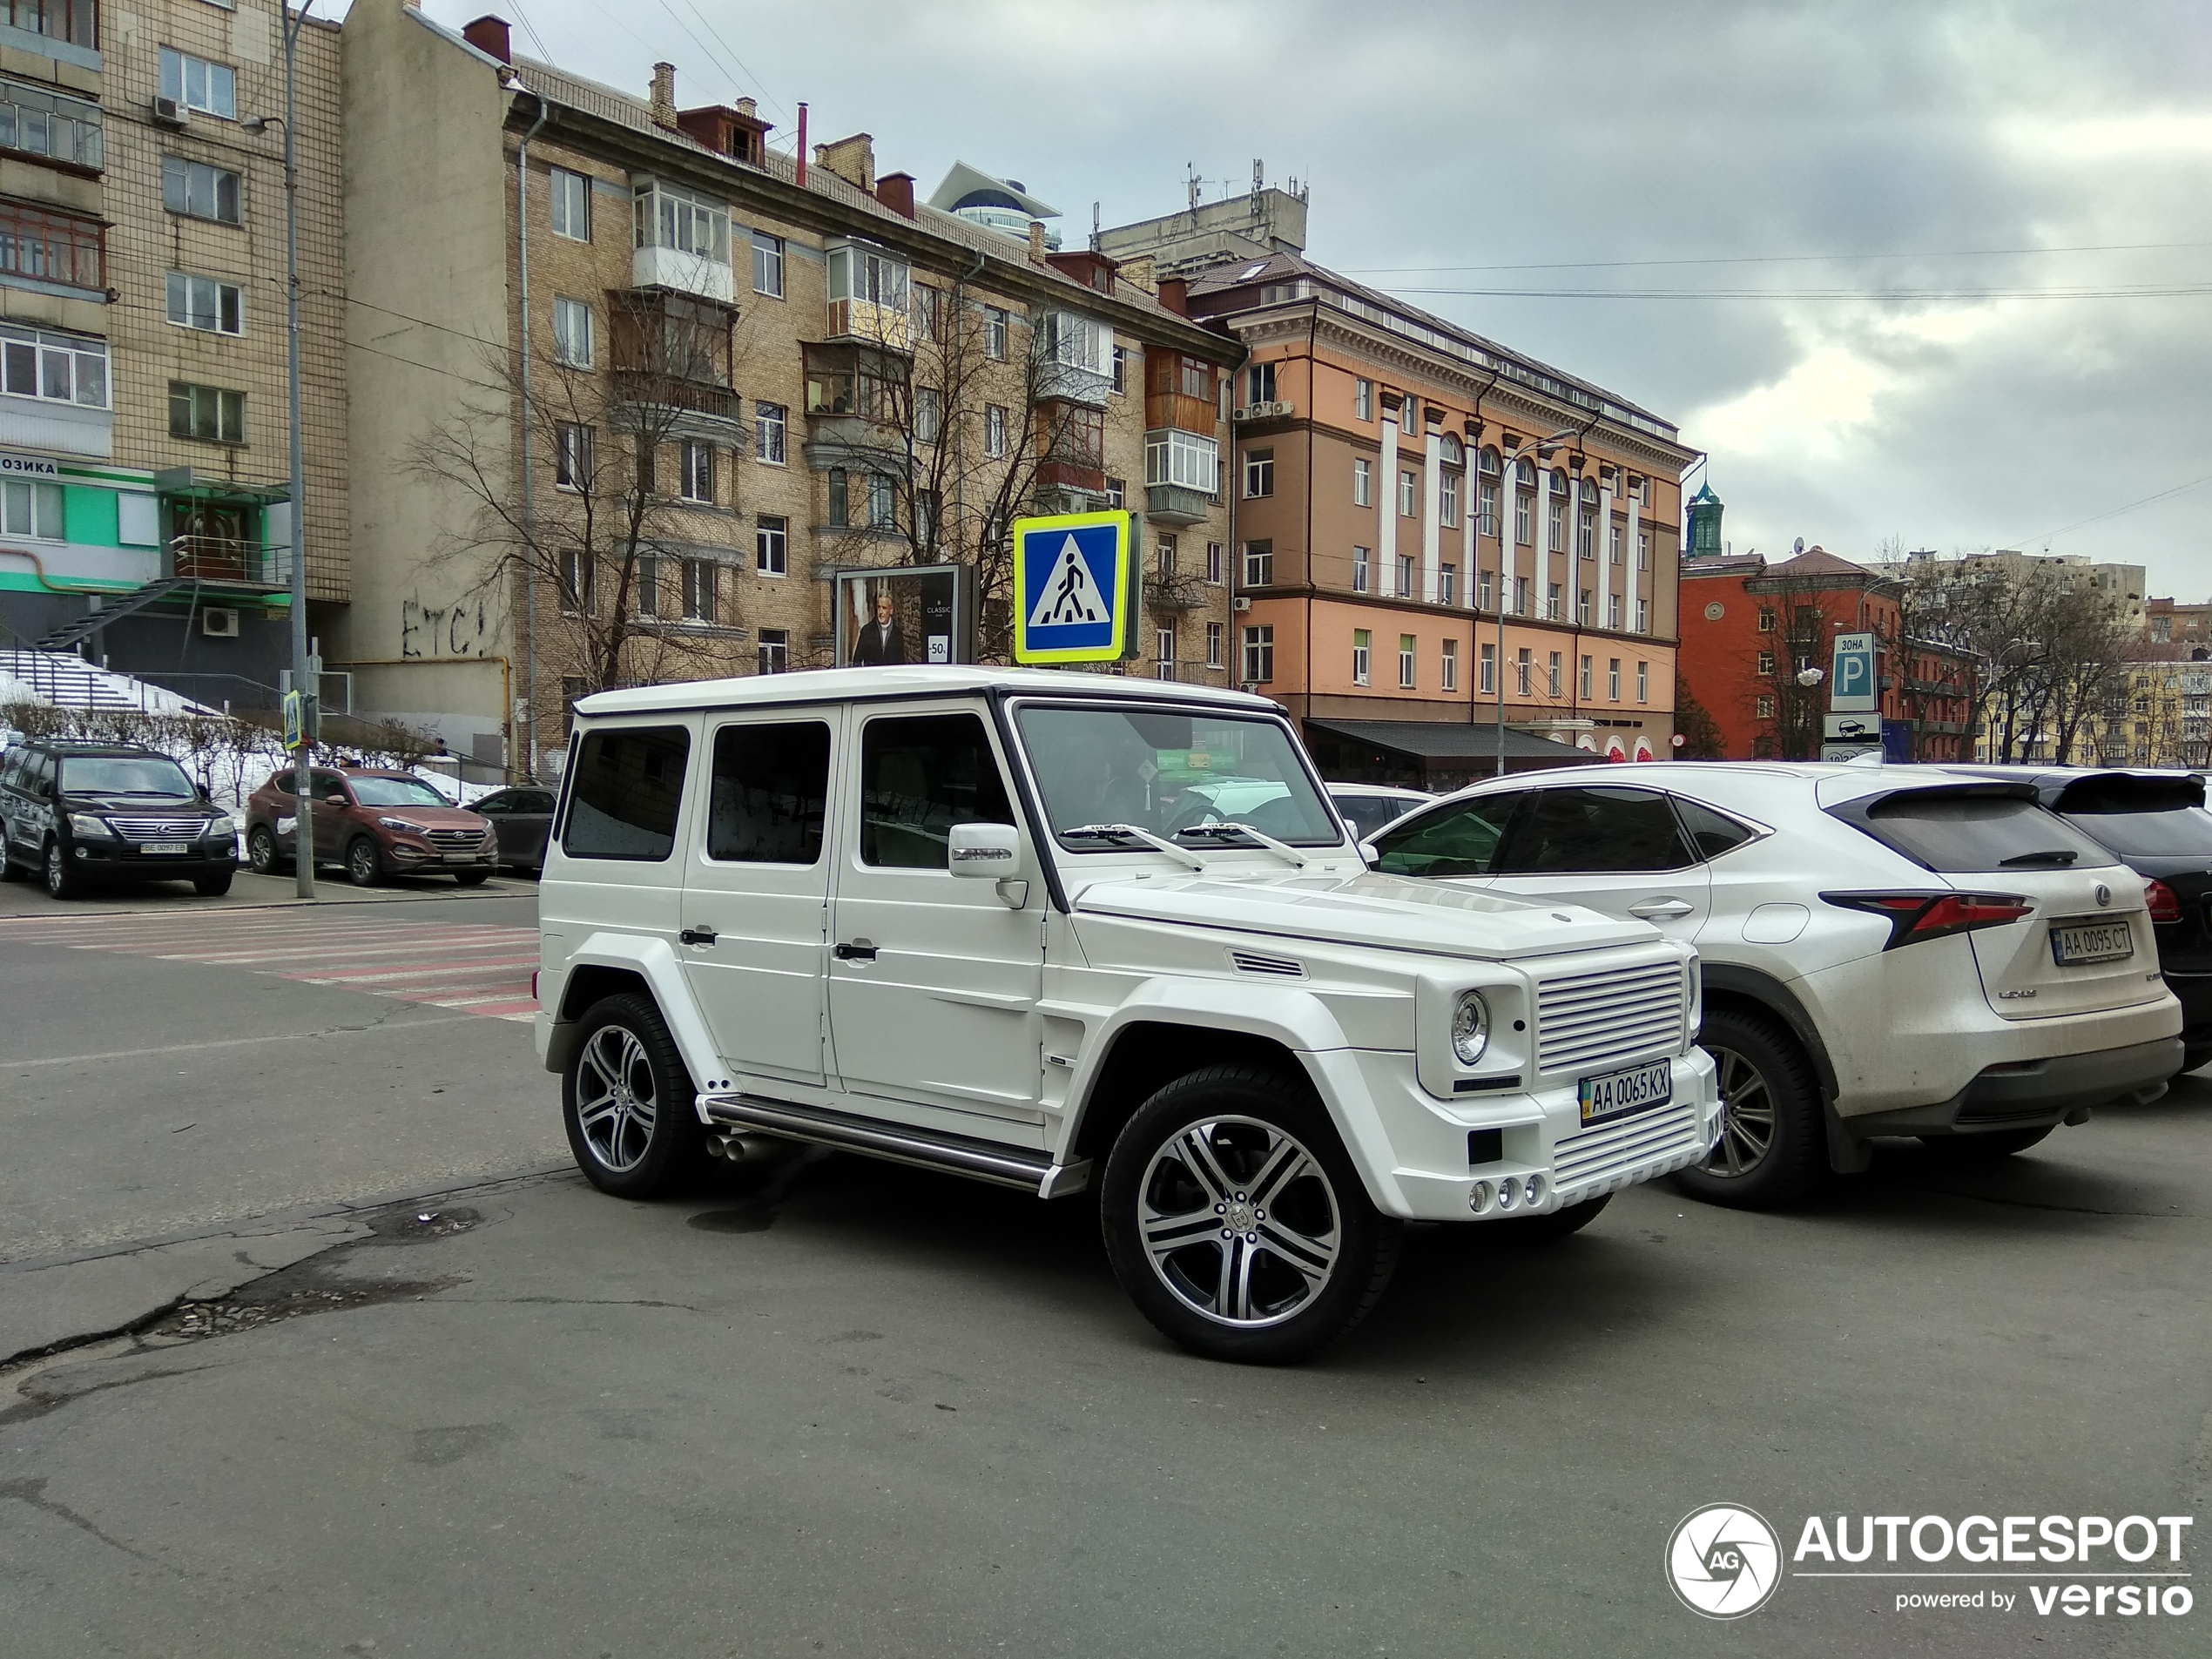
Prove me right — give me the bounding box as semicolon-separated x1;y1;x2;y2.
1952;767;2212;1071
469;786;556;873
243;765;498;887
0;740;236;900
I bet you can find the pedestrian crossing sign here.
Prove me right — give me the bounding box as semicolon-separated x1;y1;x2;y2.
1010;510;1134;664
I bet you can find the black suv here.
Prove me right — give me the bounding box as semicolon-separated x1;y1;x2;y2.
0;740;237;900
1953;766;2212;1071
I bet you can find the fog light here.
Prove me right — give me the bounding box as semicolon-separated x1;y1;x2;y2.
1495;1179;1518;1211
1524;1174;1544;1206
1468;1180;1494;1215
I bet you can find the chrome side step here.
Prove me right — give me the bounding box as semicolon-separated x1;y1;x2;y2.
698;1092;1091;1198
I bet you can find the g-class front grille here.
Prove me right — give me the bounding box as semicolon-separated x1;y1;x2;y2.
1535;961;1686;1076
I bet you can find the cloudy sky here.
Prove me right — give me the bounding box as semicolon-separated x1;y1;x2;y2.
415;0;2212;596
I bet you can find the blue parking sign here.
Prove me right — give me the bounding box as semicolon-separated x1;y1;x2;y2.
1011;511;1132;664
1831;631;1877;712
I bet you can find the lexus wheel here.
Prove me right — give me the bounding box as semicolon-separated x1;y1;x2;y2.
1671;1008;1828;1210
345;836;382;887
562;993;705;1198
1100;1063;1400;1364
43;838;82;900
247;824;284;874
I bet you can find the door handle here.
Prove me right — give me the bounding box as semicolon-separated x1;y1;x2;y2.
833;941;877;961
1627;898;1696;921
679;926;718;947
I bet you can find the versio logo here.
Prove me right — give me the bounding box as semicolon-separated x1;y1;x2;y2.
1668;1504;1784;1619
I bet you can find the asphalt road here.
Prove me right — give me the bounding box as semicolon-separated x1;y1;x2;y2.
2;880;2209;1658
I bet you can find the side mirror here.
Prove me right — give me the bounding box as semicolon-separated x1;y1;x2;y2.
948;821;1023;879
1358;840;1381;869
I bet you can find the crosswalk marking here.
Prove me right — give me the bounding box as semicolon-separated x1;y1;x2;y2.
0;908;542;1022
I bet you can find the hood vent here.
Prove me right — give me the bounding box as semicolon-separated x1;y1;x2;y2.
1230;949;1305;978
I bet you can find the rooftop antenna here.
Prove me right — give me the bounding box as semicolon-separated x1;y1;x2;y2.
1185;162;1201;213
1252;158;1264;194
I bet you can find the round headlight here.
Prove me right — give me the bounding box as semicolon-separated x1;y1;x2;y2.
1451;990;1490;1066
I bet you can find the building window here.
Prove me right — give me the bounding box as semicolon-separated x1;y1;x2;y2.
6;0;92;50
635;180;731;266
913;385;941;445
867;472;895;529
1247;361;1276;406
1637;529;1651;570
681;558;718;623
1608;658;1622;700
1635;597;1649;633
165;272;241;335
1440;638;1459;691
1399;395;1417;431
1514;489;1533;545
1757;651;1775;675
1609;518;1626;564
0;476;62;538
552;296;593;368
1157;534;1177;580
758;628;789;675
163;156;240;225
1205;542;1224;583
2;326;103;408
679;441;714;503
752;232;784;297
756;514;787;575
1478;478;1499;540
1396;553;1415;597
1112;343;1128;395
1756;695;1776;719
168;381;245;444
1241;624;1274;685
1514;576;1530;615
1548;493;1565;552
983;306;1008;360
1144;428;1219;494
1579;502;1597;558
1579;654;1593;698
1354;378;1372;421
1206;621;1224;667
1399;469;1417;517
1352;629;1371;685
1547;583;1561;620
1244;447;1273;498
1636;660;1649;703
1478;568;1494;611
1757;607;1775;632
559;549;596;616
554;421;592;489
1577;589;1592;625
1480;643;1495;693
984;403;1007;458
1546;652;1562;697
550;167;589;240
1607;592;1622;630
0;80;103;170
1399;634;1417;689
159;48;237;120
1440;471;1460;529
1156;625;1175;680
1515;648;1532;697
1352;455;1371;507
0;198;103;290
1243;539;1273;586
755;401;787;464
1352;545;1371;593
1104;475;1124;509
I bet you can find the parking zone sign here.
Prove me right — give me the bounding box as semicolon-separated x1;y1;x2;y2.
1831;631;1877;712
1012;510;1133;664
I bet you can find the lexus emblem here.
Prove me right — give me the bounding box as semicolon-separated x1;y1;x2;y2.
2095;884;2112;907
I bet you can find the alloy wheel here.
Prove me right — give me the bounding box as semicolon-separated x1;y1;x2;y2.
1137;1116;1341;1328
1701;1045;1777;1178
574;1023;658;1173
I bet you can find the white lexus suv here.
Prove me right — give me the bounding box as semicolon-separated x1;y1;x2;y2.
1364;763;2184;1208
536;668;1721;1362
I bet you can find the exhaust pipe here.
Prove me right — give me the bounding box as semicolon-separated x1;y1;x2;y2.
705;1131;776;1163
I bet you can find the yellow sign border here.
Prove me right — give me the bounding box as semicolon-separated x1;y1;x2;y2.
1010;509;1132;664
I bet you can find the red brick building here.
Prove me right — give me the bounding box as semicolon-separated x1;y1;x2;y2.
1678;546;1973;761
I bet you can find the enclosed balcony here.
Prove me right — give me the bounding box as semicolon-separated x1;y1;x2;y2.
1143;427;1219;525
610;290;741;442
631;179;735;305
824;240;911;351
1035;309;1112;408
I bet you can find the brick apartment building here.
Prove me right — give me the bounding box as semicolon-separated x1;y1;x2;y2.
341;1;1238;772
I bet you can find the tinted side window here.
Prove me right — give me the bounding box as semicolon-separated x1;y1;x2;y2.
563;725;691;860
1338;794;1419;840
708;722;831;865
1372;794;1519;878
1500;786;1695;873
1676;798;1757;860
860;712;1013;869
525;791;557;813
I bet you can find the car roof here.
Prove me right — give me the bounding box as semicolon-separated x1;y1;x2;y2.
32;741;171;756
576;664;1280;718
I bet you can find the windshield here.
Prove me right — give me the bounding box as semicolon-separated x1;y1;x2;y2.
349;776;451;808
57;756;196;799
1015;705;1343;849
1334;792;1423;839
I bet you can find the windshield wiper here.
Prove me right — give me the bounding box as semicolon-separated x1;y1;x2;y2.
1062;823;1207;871
1174;821;1309;869
2000;848;2080;867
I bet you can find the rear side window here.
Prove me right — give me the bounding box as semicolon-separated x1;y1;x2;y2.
1844;790;2116;873
1676;798;1757;860
1337;793;1420;840
859;712;1012;869
563;725;690;860
1499;786;1696;874
707;721;831;865
2054;779;2212;858
1372;793;1519;878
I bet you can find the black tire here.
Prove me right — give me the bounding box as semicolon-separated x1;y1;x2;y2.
1917;1125;2055;1160
192;870;234;897
246;824;285;874
1099;1063;1401;1364
1483;1192;1612;1244
453;868;491;887
1672;1007;1829;1211
344;836;382;887
562;993;706;1198
42;838;83;900
0;848;25;881
2182;1044;2212;1076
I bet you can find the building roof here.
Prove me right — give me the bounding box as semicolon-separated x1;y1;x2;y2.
1761;546;1876;582
1682;555;1766;579
1688;482;1723;506
1304;718;1606;765
925;161;1059;219
577;665;1278;717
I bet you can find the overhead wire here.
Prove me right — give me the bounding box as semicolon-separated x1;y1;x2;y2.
1340;240;2212;275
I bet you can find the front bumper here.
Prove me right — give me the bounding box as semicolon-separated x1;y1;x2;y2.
1841;1035;2183;1139
1318;1046;1722;1223
70;839;236;877
385;838;499;869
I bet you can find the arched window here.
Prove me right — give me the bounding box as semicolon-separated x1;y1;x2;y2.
1514;455;1535;486
1478;446;1501;476
1438;433;1464;466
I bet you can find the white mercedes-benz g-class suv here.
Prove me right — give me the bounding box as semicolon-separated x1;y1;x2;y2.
536;667;1720;1362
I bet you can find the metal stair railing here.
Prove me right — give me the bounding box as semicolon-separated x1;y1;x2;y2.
30;577;189;653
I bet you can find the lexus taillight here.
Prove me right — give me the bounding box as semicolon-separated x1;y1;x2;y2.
2146;880;2182;924
1823;891;2034;949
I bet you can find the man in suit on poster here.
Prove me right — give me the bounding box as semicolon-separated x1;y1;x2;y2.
852;590;907;665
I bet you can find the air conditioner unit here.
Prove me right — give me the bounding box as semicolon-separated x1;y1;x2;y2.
1232;596;1253;612
152;95;188;126
1232;401;1292;421
202;608;239;638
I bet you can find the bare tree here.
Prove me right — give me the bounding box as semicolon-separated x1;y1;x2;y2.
1746;594;1834;761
